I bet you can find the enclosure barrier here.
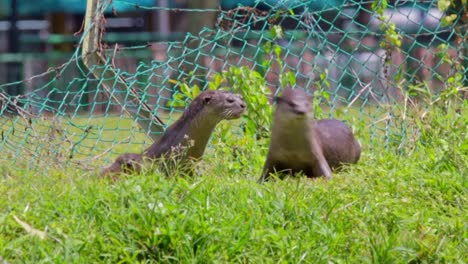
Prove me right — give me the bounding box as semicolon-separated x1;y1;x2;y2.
0;0;466;171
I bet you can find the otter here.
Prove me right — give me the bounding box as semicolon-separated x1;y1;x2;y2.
258;87;361;182
101;90;246;177
100;153;143;179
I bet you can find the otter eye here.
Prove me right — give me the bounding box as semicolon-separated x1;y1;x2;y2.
227;98;234;103
288;102;297;108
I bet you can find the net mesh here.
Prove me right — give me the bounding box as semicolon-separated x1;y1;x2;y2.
0;0;466;171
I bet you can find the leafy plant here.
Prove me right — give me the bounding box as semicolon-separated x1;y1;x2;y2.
166;25;305;141
372;0;402;50
437;0;465;26
219;66;272;138
311;70;331;119
166;82;206;107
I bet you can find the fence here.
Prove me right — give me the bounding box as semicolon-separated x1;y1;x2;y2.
0;0;466;171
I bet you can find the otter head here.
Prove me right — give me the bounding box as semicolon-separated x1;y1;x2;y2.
101;153;143;177
275;87;312;121
194;90;246;121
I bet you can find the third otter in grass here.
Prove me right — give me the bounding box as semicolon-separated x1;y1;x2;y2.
259;87;361;182
102;90;246;177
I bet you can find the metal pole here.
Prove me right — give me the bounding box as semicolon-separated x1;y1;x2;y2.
6;0;22;111
7;0;19;54
157;0;170;40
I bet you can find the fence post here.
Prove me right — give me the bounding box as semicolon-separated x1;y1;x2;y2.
81;0;165;141
5;0;23;114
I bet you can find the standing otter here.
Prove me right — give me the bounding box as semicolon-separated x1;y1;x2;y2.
102;90;246;177
259;87;360;182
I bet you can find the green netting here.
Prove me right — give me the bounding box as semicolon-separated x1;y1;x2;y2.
0;0;169;15
0;0;466;172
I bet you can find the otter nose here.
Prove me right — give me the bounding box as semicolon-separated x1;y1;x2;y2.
239;101;246;109
294;109;307;116
294;105;308;116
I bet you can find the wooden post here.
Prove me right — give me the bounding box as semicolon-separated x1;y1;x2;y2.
81;0;165;140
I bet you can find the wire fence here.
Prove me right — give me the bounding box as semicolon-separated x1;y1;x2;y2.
0;0;466;171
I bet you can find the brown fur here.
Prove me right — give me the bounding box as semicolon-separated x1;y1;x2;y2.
100;153;143;180
102;90;246;178
259;87;360;182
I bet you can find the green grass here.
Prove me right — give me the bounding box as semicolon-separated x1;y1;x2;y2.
1;130;466;263
0;100;466;263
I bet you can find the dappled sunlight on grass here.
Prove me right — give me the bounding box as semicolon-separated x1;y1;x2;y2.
0;123;465;262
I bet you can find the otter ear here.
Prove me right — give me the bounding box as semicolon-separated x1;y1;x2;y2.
274;96;283;103
202;95;212;104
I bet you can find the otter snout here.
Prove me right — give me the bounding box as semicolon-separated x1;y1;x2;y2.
240;101;246;109
225;95;246;108
293;106;308;116
224;94;246;119
278;101;309;118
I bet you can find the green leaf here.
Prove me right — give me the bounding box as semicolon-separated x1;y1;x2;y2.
322;91;330;100
287;72;296;86
274;44;282;59
263;42;271;53
271;25;284;39
442;14;458;26
437;0;451;11
209;74;223;90
192;85;200;98
394;66;403;82
320;73;326;80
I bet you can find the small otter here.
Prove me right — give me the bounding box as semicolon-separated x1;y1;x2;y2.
101;90;246;177
259;87;361;182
